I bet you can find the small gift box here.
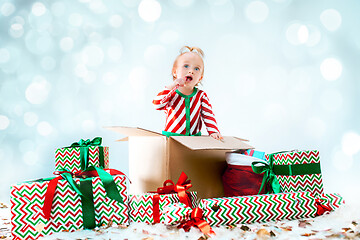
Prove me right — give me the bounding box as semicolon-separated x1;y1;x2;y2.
199;192;344;227
128;172;197;224
265;150;324;196
11;167;128;240
55;137;109;173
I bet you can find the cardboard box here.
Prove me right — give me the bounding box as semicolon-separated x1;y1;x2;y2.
105;126;253;199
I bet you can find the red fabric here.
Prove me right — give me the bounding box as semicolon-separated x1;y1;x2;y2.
222;164;265;197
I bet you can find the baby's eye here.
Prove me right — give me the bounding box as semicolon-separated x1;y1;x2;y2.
195;67;200;71
184;65;189;68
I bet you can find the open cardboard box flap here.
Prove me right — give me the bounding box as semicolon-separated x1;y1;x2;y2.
105;126;253;150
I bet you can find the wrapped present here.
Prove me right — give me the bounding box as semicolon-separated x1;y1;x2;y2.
55;137;109;172
264;150;324;196
11;167;128;240
129;172;197;224
222;152;266;197
163;202;192;225
199;191;344;227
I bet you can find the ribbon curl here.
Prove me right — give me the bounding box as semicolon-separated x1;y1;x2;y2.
178;207;215;236
315;198;333;216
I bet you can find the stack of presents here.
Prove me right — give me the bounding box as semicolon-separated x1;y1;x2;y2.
10;127;344;239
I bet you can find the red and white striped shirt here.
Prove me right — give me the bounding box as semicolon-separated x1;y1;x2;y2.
153;87;220;135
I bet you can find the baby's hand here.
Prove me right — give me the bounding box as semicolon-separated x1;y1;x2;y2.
174;77;186;87
210;132;223;141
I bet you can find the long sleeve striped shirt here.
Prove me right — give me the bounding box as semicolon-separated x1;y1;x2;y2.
153;87;220;136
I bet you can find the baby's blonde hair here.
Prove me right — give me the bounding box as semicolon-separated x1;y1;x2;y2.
172;46;205;80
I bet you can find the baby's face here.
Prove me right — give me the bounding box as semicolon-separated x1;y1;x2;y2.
173;52;204;88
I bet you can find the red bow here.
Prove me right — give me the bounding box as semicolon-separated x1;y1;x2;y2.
315;199;333;216
178;207;215;236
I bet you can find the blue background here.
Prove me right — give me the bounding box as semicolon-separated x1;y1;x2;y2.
1;0;359;203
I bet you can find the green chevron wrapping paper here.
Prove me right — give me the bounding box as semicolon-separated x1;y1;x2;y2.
267;150;324;196
11;174;128;240
128;192;197;224
199;192;344;227
55;145;109;172
162;202;193;225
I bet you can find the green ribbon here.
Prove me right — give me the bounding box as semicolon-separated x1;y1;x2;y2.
251;159;282;194
273;162;321;176
69;137;104;170
80;178;96;229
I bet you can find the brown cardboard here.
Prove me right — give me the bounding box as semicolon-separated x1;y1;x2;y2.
105;126;254;199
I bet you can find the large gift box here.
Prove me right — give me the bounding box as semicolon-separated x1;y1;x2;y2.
267;150;324;196
199;191;344;227
11;169;128;240
128;191;197;225
55;137;109;172
105;126;253;199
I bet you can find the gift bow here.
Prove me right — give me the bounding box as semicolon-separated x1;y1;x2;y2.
156;172;193;208
251;158;281;194
315;198;333;216
178;207;215;236
69;137;104;170
42;166;125;228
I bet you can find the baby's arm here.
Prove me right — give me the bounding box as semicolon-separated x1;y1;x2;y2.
200;92;223;140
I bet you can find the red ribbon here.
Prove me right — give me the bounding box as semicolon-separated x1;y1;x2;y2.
315;199;333;216
178;207;215;236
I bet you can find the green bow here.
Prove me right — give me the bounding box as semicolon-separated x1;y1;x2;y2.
69;137;104;170
251;155;282;194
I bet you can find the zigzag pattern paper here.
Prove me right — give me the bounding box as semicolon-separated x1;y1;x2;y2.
55;146;109;172
11;175;128;240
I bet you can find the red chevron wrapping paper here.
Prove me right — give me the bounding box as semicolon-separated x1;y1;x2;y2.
163;202;192;225
199;192;344;227
267;150;324;196
55;146;109;172
128;192;197;224
11;174;128;240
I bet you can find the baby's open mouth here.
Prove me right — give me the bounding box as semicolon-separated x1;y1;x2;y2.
185;76;193;81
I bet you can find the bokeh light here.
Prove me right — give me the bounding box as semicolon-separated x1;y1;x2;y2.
37;121;53;136
109;14;123;28
138;0;162;22
332;148;353;171
320;58;342;81
60;37;74;52
82;45;104;67
41;56;57;71
23;151;39;166
320;9;342;31
31;2;47;16
0;48;10;63
0;2;15;16
210;0;235;23
24;112;39;127
341;132;360;156
25;76;52;104
245;1;269;23
172;0;194;7
0;115;10;130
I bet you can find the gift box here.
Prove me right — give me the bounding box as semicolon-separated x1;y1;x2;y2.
11;169;128;240
199;191;344;227
128;191;197;225
55;137;109;172
267;150;324;196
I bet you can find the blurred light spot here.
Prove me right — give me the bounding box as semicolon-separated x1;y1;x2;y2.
0;115;10;130
306;24;321;47
37;121;53;136
245;1;269;23
332;148;353;171
82;119;96;132
1;2;15;16
82;45;104;67
320;58;342;81
122;0;141;7
90;0;108;14
32;2;47;16
23;151;39;166
172;0;194;7
210;0;234;23
102;72;117;85
320;9;341;31
297;25;309;43
138;0;162;22
24;112;39;126
9;23;24;38
286;22;304;45
83;71;97;84
69;13;83;26
320;88;342;112
107;43;123;62
41;56;56;71
264;103;286;122
289;67;312;92
342;132;360;156
159;30;179;44
25;30;54;55
306;117;326;139
0;48;10;63
144;44;166;67
109;14;123;28
74;64;89;78
19;139;35;153
60;37;74;52
25;76;51;104
51;2;65;17
14;104;23;116
10;16;25;25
